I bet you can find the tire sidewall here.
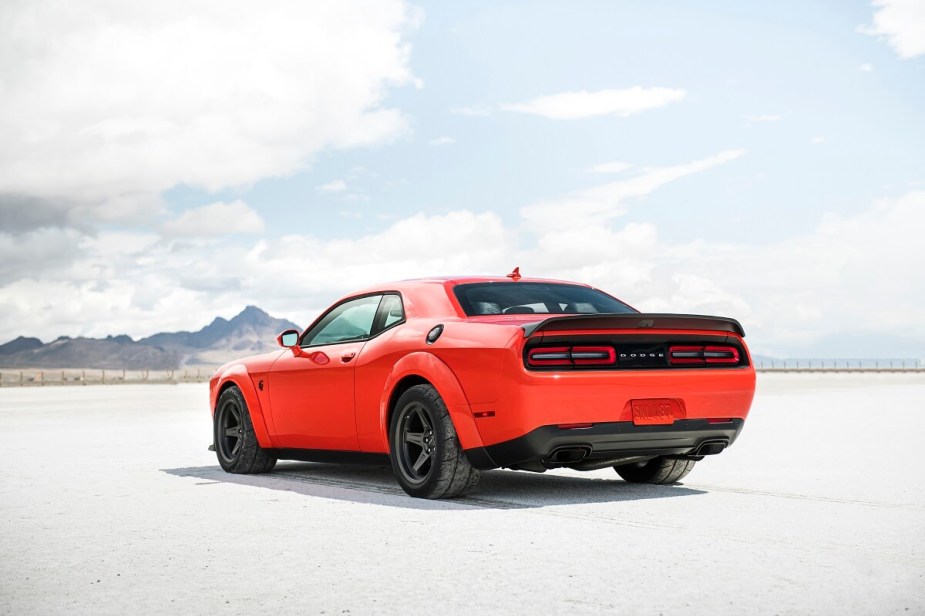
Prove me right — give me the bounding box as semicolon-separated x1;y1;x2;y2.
389;387;448;498
215;387;245;472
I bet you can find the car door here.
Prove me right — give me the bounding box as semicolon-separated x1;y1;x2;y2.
267;294;382;451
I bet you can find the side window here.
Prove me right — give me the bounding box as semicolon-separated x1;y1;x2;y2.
374;294;404;333
301;295;381;346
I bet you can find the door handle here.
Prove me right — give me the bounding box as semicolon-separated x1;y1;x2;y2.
341;351;356;363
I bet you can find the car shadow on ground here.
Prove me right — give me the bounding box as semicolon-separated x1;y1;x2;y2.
162;461;707;511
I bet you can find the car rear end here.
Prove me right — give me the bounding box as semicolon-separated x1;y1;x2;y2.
458;312;755;473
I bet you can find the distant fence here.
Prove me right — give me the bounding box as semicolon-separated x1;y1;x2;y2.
755;359;924;373
0;368;213;387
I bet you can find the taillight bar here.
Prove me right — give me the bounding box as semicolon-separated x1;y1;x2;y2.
527;345;616;367
668;345;740;366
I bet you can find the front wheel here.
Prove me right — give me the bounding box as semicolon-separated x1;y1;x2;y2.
614;457;695;484
388;384;479;499
214;386;276;474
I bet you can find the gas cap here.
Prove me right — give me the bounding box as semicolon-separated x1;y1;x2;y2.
426;324;444;345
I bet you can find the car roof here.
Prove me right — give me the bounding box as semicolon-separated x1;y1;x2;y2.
348;275;592;295
401;275;590;287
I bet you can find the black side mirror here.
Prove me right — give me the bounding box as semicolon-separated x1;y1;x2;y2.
277;329;299;348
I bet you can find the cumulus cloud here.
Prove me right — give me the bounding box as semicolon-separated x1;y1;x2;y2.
863;0;925;58
162;200;265;237
521;150;745;232
501;87;686;120
0;0;418;223
0;227;86;284
1;179;922;358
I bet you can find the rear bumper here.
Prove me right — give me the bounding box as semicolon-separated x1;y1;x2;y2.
464;418;745;470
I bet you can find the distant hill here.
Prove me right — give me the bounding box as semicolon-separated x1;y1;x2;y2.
0;306;299;370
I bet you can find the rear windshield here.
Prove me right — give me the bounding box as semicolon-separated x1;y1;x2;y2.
453;282;637;316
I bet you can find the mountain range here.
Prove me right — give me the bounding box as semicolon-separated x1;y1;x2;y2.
0;306;299;370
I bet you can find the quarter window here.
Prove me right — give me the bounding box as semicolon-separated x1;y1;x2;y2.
378;294;404;330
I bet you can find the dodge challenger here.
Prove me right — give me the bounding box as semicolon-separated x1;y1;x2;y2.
210;271;756;499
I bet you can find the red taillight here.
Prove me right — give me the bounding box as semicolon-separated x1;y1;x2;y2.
667;345;704;365
527;346;572;366
571;346;616;366
668;345;740;366
526;345;616;367
704;345;740;364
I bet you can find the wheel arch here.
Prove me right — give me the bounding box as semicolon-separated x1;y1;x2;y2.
379;352;484;453
211;365;274;449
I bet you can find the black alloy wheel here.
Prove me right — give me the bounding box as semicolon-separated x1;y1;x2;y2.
388;384;479;499
213;386;277;474
396;401;437;484
216;396;244;465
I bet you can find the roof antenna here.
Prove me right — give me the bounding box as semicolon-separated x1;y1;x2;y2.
506;267;522;281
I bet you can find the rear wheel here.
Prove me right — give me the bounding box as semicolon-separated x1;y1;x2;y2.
614;456;695;484
214;386;276;474
389;384;479;499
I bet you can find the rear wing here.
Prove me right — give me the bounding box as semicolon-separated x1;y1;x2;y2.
521;313;746;338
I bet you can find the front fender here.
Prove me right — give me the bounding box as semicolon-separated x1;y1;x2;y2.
378;352;484;452
210;364;274;449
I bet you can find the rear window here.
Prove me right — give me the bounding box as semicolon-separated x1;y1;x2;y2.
453;282;637;316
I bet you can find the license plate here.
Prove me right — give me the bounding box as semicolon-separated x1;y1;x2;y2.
631;398;679;426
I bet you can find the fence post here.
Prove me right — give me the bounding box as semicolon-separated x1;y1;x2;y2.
82;369;86;385
20;370;23;386
102;369;106;384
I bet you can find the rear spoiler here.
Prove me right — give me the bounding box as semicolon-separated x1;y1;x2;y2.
521;313;746;338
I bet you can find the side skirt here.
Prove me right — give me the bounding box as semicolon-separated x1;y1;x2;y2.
269;448;390;466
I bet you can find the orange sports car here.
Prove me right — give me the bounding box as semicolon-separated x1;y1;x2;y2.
210;272;755;499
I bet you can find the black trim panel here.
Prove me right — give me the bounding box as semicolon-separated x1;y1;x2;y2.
270;448;390;465
521;313;746;337
464;419;745;470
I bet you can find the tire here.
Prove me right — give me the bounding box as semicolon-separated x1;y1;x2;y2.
214;386;277;474
388;384;480;499
614;456;695;484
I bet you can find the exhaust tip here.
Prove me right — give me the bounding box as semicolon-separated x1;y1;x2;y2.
545;446;591;466
696;440;727;456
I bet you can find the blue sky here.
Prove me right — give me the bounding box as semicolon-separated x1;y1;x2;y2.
1;0;923;357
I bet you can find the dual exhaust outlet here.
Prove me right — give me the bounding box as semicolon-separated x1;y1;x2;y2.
543;439;728;468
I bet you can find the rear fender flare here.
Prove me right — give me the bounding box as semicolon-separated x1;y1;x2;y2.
380;352;483;452
211;364;274;449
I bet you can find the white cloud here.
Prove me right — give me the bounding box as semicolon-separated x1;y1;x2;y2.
864;0;925;58
2;174;923;358
0;211;512;341
745;114;781;122
521;150;745;232
162;200;265;237
0;0;417;222
318;180;348;193
810;136;826;145
588;161;632;174
501;87;686;120
427;137;456;146
450;104;493;117
859;62;875;72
